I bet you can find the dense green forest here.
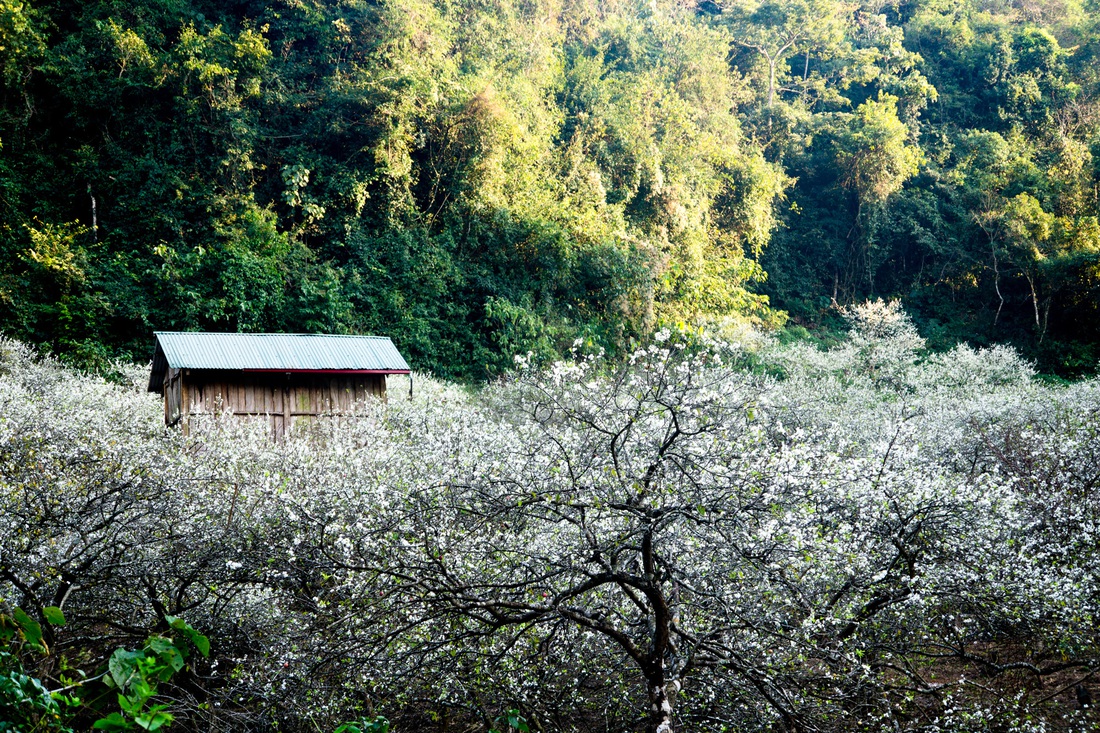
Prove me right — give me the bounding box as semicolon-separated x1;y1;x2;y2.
1;0;1099;377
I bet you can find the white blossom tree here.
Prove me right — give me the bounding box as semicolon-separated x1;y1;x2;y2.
276;309;1097;731
1;308;1097;732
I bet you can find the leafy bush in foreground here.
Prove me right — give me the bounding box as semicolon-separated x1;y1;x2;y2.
0;304;1098;732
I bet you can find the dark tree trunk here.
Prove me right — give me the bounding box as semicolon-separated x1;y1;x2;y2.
645;668;675;733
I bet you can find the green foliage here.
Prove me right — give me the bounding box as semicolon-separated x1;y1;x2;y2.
333;717;390;733
0;0;794;380
0;653;71;733
832;94;923;207
0;607;72;733
752;0;1100;374
0;604;207;733
1;0;1100;375
91;620;208;732
489;709;529;733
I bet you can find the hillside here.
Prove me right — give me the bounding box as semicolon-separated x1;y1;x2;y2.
1;0;1099;376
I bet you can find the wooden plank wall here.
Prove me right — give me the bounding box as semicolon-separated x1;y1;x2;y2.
163;368;183;426
178;371;386;438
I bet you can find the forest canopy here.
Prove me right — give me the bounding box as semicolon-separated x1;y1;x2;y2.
1;0;1100;377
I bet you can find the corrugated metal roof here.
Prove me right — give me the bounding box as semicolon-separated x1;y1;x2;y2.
148;332;410;392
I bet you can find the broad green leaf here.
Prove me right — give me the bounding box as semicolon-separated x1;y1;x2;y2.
42;606;66;626
147;637;185;672
333;725;360;733
189;630;209;656
92;712;132;731
136;707;173;731
13;608;43;650
0;615;16;641
108;649;146;690
166;616;210;656
118;692;140;715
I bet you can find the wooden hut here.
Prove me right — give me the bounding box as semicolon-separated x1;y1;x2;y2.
147;332;411;436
